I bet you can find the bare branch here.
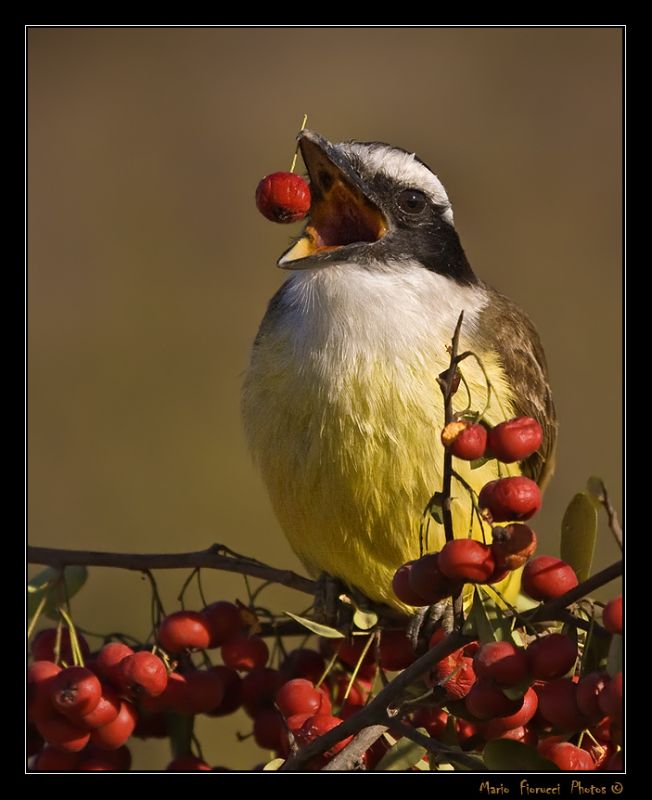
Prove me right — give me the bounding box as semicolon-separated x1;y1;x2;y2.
321;725;389;771
27;544;316;596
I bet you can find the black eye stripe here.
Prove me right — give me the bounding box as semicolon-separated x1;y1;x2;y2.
397;188;428;214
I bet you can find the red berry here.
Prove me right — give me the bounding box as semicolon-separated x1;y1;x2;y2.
379;630;416;671
486;724;538;746
576;672;610;722
439;539;496;583
253;708;288;751
286;712;313;732
408;553;463;603
133;711;168;739
479;477;542;522
33;745;81;771
90;701;137;750
522;556;578;601
296;714;352;757
49;666;102;718
411;707;449;738
465;681;522;720
95;642;135;685
115;651;168;699
36;715;91;752
204;666;243;717
488;417;543;463
78;745;132;771
201;601;243;648
598;671;622;720
279;648;326;684
452;424;488;460
183;669;226;715
276;678;332;718
31;628;90;664
256;172;311;224
602;596;622;635
605;751;623;771
335;636;375;670
536;678;589;731
166;755;212;772
221;634;269;672
539;741;595;771
74;684;121;729
158;611;211;653
141;671;189;715
483;687;539;735
526;633;577;680
241;667;283;718
473;641;528;687
430;652;476;700
491;523;538;570
392;561;429;606
330;671;372;707
28;661;62;722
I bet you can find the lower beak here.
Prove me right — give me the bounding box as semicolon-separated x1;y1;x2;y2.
278;130;388;268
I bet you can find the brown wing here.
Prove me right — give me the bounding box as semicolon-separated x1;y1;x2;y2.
476;286;558;490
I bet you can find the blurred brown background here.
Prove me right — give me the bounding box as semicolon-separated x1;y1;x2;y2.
27;27;622;770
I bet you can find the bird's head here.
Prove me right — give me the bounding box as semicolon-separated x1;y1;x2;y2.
279;130;476;285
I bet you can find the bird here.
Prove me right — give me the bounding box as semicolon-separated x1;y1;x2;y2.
242;130;557;614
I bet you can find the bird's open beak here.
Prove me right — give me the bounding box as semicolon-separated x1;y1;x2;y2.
278;130;389;268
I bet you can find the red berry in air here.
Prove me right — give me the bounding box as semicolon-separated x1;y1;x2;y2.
166;755;212;772
526;633;577;680
576;672;611;722
379;630;417;671
36;715;91;752
49;666;102;718
465;680;522;720
95;642;135;685
201;601;243;648
256;172;311;224
158;611;211;653
116;651;168;699
74;684;121;730
90;701;137;750
491;523;538;570
483;687;539;735
473;641;528;687
439;539;496;583
279;648;326;684
276;678;332;718
539;741;595;771
409;553;463;603
522;555;578;601
442;421;488;460
204;666;243;717
602;595;622;635
479;477;542;522
488;417;543;463
536;678;589;732
31;628;90;664
253;708;287;751
33;745;81;772
241;667;283;718
221;634;269;672
296;714;352;757
183;668;226;715
392;561;429;606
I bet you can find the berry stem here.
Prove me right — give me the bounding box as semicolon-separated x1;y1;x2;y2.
289;113;309;173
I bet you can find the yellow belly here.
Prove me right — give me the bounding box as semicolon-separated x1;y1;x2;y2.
242;321;521;612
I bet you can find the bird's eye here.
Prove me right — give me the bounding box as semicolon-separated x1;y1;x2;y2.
396;188;427;214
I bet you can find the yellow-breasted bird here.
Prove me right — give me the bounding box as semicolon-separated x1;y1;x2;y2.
242;130;557;612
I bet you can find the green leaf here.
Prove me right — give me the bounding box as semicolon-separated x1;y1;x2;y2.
470;457;490;470
483;740;560;771
606;634;622;678
464;588;515;644
561;493;598;582
353;609;378;631
283;611;344;638
430;507;444;524
375;730;428;771
581;618;611;675
27;566;88;621
263;758;285;771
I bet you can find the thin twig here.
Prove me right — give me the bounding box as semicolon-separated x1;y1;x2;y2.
392;722;487;772
27;545;316;596
597;481;623;550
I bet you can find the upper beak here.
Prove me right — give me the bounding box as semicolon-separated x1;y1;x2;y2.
278;130;388;268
